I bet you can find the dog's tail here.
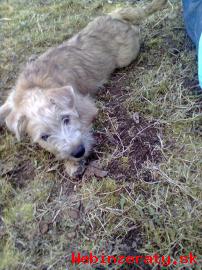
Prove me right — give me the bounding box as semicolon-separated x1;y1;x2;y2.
109;0;167;25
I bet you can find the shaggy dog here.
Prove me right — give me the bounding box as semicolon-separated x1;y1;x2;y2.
0;0;167;176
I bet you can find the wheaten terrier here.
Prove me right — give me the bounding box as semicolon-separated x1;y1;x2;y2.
0;0;167;177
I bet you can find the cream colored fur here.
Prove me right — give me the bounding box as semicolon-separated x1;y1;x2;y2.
0;0;167;177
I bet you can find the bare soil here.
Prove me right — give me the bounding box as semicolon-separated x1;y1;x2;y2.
92;71;162;181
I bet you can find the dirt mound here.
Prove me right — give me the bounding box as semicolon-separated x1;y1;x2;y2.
93;73;162;181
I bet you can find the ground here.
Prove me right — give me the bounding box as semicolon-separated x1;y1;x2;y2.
0;0;201;270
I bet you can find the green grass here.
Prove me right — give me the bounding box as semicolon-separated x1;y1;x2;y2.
0;0;202;270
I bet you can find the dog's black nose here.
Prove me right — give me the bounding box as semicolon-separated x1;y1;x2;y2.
71;144;85;158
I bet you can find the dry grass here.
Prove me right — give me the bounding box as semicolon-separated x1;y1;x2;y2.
0;0;202;270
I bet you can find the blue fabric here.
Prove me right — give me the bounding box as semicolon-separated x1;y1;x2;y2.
198;34;202;88
182;0;202;48
182;0;202;88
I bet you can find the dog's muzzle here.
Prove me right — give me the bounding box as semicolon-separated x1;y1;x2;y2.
71;144;85;158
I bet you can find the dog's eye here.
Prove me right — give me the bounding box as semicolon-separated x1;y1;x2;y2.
62;115;70;125
41;134;50;141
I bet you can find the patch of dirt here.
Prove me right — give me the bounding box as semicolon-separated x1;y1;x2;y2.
92;72;162;181
1;158;35;188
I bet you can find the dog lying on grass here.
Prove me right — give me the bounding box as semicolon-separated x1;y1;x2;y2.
0;0;167;177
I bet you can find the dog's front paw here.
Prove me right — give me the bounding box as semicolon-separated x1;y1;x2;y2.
64;160;86;178
73;160;86;178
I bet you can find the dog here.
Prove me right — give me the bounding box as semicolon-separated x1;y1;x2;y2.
0;0;167;177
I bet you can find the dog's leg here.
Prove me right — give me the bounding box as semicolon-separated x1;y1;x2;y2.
117;25;141;68
0;103;11;124
64;159;86;178
0;94;13;124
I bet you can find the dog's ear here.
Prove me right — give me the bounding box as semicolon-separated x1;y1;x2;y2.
16;115;28;141
5;113;28;141
47;85;75;108
76;95;98;126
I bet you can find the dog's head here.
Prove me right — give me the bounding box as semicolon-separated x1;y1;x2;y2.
0;86;98;160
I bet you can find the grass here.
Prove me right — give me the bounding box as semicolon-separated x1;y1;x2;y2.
0;0;202;269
